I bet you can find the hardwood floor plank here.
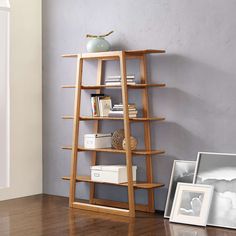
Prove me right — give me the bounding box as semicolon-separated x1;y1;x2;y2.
0;194;236;236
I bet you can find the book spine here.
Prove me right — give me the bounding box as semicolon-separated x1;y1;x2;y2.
98;100;103;117
96;96;100;116
91;97;97;116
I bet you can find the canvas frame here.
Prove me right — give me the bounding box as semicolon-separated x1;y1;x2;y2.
170;183;214;227
164;160;196;218
193;151;236;229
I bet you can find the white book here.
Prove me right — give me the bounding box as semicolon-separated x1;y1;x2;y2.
105;82;122;86
105;82;136;86
106;78;135;81
109;110;124;113
114;104;136;108
107;75;135;79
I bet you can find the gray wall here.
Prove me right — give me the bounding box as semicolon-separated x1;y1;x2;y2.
42;0;236;210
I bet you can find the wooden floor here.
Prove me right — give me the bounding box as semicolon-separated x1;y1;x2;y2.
0;195;235;236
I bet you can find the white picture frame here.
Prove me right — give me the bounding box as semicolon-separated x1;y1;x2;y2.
170;183;214;227
193;152;236;229
164;160;196;218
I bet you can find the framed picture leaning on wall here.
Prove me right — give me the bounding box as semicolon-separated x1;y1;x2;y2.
170;183;214;227
164;160;196;218
194;152;236;229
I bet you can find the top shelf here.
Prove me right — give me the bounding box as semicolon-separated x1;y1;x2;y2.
62;49;166;60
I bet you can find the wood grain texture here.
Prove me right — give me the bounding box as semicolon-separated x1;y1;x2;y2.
62;116;165;122
69;55;83;206
61;83;166;89
140;54;155;212
0;195;235;236
62;146;165;155
62;49;165;59
62;176;164;189
90;59;103;204
72;202;130;217
119;51;135;217
92;198;149;212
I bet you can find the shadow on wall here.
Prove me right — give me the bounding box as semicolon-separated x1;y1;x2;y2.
148;53;236;210
150;53;236;155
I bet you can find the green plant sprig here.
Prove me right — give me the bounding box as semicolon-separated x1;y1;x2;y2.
86;30;114;38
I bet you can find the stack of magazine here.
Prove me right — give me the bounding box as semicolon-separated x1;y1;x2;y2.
90;94;112;117
108;104;138;118
105;75;136;86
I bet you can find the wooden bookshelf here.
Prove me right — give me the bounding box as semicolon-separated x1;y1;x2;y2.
61;49;166;217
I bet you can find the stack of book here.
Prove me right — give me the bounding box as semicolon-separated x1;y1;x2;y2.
105;75;136;86
91;94;112;117
108;104;138;118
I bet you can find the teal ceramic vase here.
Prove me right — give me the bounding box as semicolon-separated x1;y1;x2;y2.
86;37;111;53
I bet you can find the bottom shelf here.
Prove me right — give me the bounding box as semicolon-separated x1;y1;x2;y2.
72;198;152;213
72;201;130;217
62;176;164;189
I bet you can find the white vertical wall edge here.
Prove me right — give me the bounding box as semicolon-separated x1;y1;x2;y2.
0;0;42;200
0;1;10;189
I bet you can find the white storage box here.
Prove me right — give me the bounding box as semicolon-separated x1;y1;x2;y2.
84;133;112;149
91;165;137;184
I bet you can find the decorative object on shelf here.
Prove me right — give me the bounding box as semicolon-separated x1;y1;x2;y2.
91;165;137;184
164;160;196;218
111;129;137;150
170;183;214;227
122;136;137;150
84;133;112;149
111;129;125;150
194;152;236;229
86;30;114;53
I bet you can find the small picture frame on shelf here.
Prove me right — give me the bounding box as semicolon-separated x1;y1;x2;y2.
170;183;214;227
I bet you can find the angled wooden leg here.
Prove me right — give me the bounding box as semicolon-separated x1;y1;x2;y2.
140;55;155;212
69;55;83;206
90;59;104;204
119;51;135;217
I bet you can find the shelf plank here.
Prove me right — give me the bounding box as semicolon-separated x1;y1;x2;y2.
62;116;165;122
61;83;166;89
62;146;165;155
72;201;130;217
62;176;165;189
125;49;166;55
92;198;149;212
62;49;166;59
